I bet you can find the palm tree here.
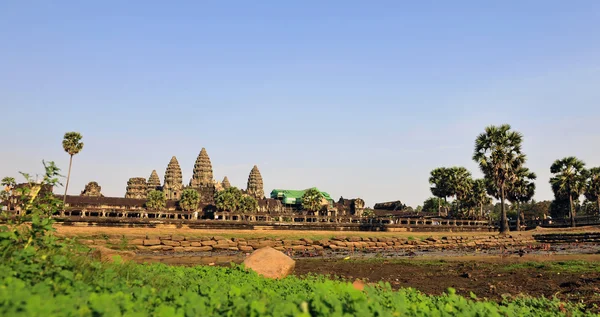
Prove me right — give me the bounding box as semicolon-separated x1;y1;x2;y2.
473;124;525;233
214;187;243;212
449;167;473;217
550;157;589;227
507;167;536;231
302;188;324;214
239;195;258;213
429;167;454;216
146;190;166;210
62;132;84;212
472;179;492;219
585;167;600;215
179;188;200;211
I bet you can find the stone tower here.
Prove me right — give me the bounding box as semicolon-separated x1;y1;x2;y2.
147;170;161;193
189;148;214;188
125;177;147;199
246;165;265;199
163;156;183;200
222;176;231;190
80;181;103;197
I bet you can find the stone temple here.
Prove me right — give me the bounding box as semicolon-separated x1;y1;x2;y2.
147;170;161;193
246;165;265;199
163;156;183;200
80;181;103;197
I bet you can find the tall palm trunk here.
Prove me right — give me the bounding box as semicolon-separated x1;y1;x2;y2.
62;154;73;216
480;204;483;219
500;186;509;233
569;195;575;227
515;202;520;231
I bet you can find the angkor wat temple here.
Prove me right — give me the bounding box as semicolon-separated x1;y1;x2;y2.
3;148;372;222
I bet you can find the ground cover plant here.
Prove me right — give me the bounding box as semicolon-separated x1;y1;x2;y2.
1;162;597;316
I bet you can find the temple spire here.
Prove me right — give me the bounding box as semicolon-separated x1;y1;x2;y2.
147;170;161;193
246;165;264;199
163;156;183;200
190;148;214;188
222;176;231;189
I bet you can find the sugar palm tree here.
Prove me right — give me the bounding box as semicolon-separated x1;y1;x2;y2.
449;167;473;216
302;188;324;214
585;167;600;215
473;124;525;233
62;132;84;213
507;167;536;231
429;167;454;216
472;179;492;219
550;157;589;227
179;188;200;211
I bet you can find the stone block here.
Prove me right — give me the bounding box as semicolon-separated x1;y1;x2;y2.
213;244;230;250
239;246;254;252
242;247;295;279
174;247;185;252
180;241;191;247
348;236;361;242
129;239;145;246
201;240;217;246
228;247;239;251
332;236;347;241
301;238;313;245
190;242;203;247
183;246;213;252
162;240;181;247
291;240;306;245
171;235;185;241
143;239;162;246
212;236;226;241
159;235;171;240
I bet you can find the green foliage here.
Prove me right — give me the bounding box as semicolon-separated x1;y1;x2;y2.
361;208;375;217
422;197;449;213
61;132;84;156
429;167;454;201
550;157;588;226
239;195;258;213
146;190;166;210
302;188;324;213
415;205;423;213
473;124;526;233
178;188;200;211
585;167;600;214
214;187;243;212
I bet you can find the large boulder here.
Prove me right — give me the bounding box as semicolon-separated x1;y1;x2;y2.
242;246;295;279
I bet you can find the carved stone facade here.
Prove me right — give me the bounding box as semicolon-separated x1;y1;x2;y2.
80;181;103;197
189;148;213;188
246;165;264;199
222;177;231;190
163;156;183;200
125;178;147;199
188;148;216;203
147;170;161;193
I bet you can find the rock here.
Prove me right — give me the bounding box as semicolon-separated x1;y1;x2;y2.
90;246;135;262
201;240;217;246
171;235;185;241
143;239;161;246
239;246;254;251
162;240;181;247
242;246;296;279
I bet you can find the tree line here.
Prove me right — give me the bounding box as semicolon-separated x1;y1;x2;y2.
424;124;600;233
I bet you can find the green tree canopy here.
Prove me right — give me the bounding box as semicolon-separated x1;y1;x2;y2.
550;156;589;227
585;167;600;215
422;197;449;213
472;124;525;233
302;188;324;213
146;190;166;211
239;196;258;213
179;188;200;211
214;187;243;212
507;167;536;230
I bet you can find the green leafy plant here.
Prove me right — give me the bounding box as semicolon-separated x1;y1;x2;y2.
146;190;166;210
61;132;84;212
178;188;200;211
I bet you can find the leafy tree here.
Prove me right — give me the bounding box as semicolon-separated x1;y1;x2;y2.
1;177;17;207
521;200;551;220
415;205;423;213
302;188;324;213
146;190;166;211
473;124;525;233
449;167;473;216
428;167;454;215
471;179;492;219
239;195;258;213
585;167;600;215
507;167;536;231
62;132;84;212
178;188;200;211
580;199;599;216
422;197;449;213
550;157;589;227
362;208;375;217
214;187;243;212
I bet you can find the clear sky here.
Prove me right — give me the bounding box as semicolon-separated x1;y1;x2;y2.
1;1;599;207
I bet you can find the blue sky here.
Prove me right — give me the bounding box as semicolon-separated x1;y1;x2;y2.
1;1;599;207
